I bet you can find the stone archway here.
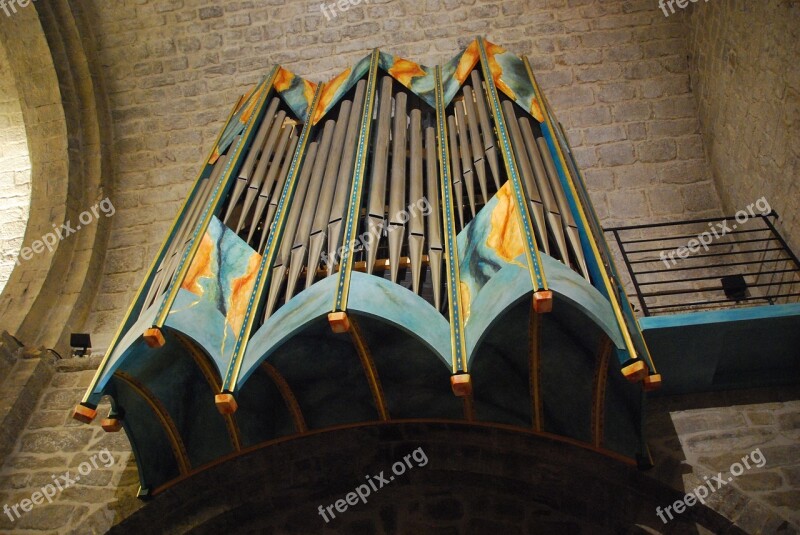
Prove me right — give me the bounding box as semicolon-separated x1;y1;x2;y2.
0;38;31;294
0;0;114;356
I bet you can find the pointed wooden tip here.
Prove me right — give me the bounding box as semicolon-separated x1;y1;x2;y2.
450;373;472;397
215;393;238;415
143;327;166;348
101;418;123;433
533;290;553;313
72;404;97;424
643;374;663;392
622;360;649;383
328;311;350;333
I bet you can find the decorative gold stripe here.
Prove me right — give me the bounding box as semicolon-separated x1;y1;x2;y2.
348;316;390;421
591;338;612;448
260;362;308;434
81;98;243;405
433;66;469;373
115;372;191;474
224;82;324;391
529;305;543;432
334;48;381;312
522;56;650;367
175;333;242;451
476;37;548;292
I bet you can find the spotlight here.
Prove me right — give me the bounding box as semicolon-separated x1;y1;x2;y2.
721;275;748;302
70;333;92;358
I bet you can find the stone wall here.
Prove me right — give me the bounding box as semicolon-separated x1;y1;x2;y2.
0;40;32;295
81;0;723;350
0;354;139;534
647;387;800;533
687;0;800;254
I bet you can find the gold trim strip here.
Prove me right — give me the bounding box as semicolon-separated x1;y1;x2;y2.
477;37;548;292
334;48;381;312
115;372;191;474
175;333;242;451
224;83;325;391
523;56;654;369
434;66;469;373
348;316;390;421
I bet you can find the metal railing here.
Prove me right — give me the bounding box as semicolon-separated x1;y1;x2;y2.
604;213;800;316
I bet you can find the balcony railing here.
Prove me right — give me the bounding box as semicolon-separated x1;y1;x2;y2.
604;212;800;317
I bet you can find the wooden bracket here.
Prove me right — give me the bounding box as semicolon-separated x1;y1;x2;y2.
643;374;663;392
72;404;97;424
143;327;166;348
328;311;351;333
450;373;472;397
101;417;123;432
622;360;648;383
215;393;238;414
533;290;553;313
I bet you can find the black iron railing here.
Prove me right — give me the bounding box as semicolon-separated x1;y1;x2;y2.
604;213;800;316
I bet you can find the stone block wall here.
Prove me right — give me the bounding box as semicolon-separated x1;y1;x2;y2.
647;387;800;533
81;0;724;350
0;40;32;295
0;355;139;534
688;0;800;255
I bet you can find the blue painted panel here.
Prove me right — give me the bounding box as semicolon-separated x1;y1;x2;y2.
642;305;800;395
165;217;262;377
458;188;626;364
639;303;800;329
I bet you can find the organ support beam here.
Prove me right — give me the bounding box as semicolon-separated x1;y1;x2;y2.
476;37;550;307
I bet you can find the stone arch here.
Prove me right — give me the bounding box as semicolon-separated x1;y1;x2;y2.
0;0;114;356
0;37;31;293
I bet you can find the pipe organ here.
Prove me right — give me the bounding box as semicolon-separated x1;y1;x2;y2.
74;38;660;494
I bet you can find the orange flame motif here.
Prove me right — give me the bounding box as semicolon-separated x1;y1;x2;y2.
182;233;215;296
208;83;266;164
487;183;524;263
455;40;480;84
274;67;294;92
388;58;427;87
484;40;545;123
529;96;544;124
460;282;472;322
484;41;516;102
226;253;261;334
302;79;317;110
313;67;352;124
181;229;262;335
